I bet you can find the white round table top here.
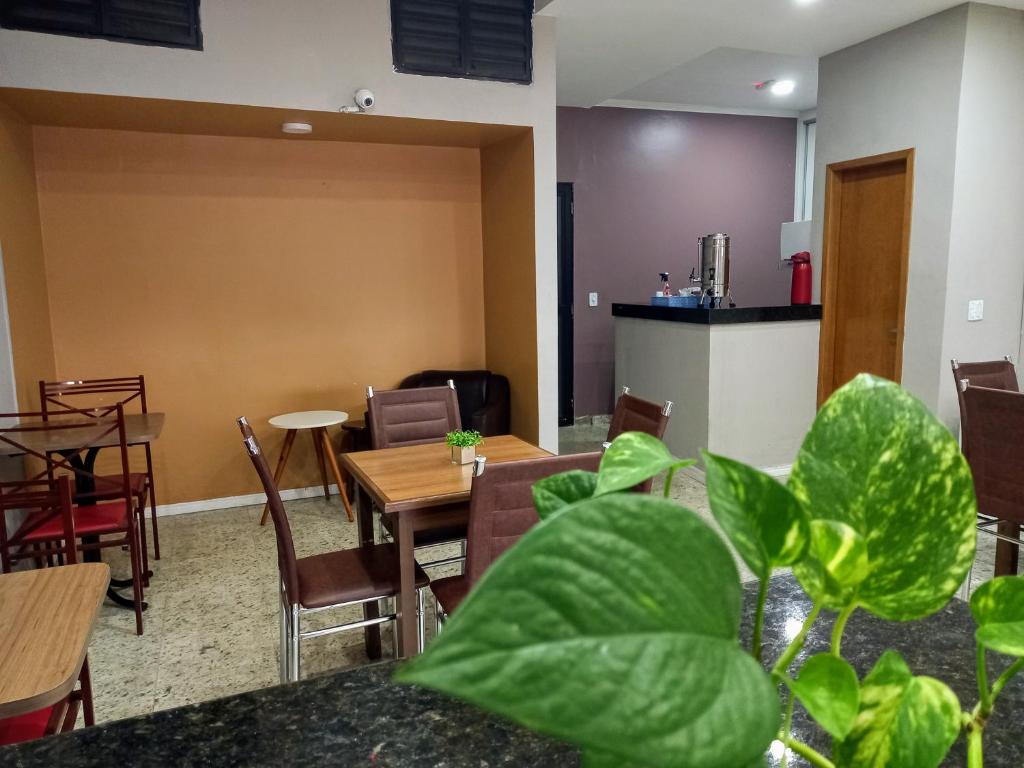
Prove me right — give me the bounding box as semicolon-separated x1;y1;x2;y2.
268;410;349;430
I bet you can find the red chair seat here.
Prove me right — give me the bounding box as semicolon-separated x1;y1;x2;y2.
431;575;470;615
296;544;429;610
0;705;55;745
20;500;129;542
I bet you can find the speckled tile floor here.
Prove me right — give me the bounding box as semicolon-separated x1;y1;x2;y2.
82;425;1006;726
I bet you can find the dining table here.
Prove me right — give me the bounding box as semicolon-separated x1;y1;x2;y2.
0;413;165;610
339;434;551;658
0;563;109;724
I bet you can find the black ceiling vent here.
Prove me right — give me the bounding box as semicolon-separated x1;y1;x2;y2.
391;0;533;85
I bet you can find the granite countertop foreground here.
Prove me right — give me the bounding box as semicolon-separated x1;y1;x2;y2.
3;575;1022;767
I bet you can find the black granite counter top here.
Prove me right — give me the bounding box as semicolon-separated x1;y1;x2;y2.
3;575;1020;767
613;302;823;324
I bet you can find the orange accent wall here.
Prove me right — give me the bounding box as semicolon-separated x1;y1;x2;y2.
0;103;56;407
33;126;486;504
481;131;539;442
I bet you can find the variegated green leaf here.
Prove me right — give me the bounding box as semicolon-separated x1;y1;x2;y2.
532;470;599;520
793;519;870;610
396;494;779;768
971;576;1024;656
787;653;860;740
788;374;976;621
595;432;694;495
703;451;809;579
835;651;960;768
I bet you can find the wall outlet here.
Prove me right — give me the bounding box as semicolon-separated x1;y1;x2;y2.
968;299;984;322
589;292;599;307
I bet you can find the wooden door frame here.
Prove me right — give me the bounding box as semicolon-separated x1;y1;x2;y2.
817;148;915;406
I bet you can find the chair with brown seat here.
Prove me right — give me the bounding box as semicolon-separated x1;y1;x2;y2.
39;376;161;565
0;474;96;745
961;385;1024;591
0;404;147;634
238;417;428;682
366;382;469;567
430;451;602;626
606;386;674;493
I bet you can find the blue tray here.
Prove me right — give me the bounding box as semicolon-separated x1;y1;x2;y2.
651;296;701;308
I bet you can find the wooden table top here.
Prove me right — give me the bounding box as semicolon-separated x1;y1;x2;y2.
340;435;551;514
0;563;110;718
0;412;165;457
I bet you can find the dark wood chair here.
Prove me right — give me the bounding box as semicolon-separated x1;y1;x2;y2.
0;404;147;634
238;417;428;681
606;386;674;493
952;359;1020;581
431;451;603;627
39;376;161;564
366;382;469;569
0;474;96;745
961;385;1024;587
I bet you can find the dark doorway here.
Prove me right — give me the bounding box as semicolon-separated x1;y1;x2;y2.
557;182;575;427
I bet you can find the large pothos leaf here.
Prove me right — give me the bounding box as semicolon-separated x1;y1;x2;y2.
971;576;1024;656
703;451;809;579
835;651;960;768
788;374;976;620
594;432;694;495
395;494;779;768
793;520;870;610
787;653;860;740
532;470;599;520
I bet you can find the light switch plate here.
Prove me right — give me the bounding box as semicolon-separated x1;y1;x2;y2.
589;292;599;307
968;300;984;322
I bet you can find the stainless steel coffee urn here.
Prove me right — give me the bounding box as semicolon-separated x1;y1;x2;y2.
695;233;734;308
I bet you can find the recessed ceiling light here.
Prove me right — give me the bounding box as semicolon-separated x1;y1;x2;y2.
771;80;796;96
281;122;313;135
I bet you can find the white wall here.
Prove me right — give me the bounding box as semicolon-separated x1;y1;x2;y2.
0;0;559;449
941;3;1024;427
812;5;969;417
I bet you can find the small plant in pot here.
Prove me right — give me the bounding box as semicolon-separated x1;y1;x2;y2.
399;375;1024;767
446;430;483;465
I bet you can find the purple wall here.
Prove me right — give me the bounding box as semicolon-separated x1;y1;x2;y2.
557;106;798;416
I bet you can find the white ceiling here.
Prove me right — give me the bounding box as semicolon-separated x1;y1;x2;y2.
539;0;1024;114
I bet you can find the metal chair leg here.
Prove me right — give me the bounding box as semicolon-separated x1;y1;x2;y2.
434;596;446;636
417;588;426;653
290;604;300;682
959;562;975;602
279;588;289;684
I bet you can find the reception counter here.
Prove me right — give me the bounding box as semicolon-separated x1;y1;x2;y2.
612;303;822;472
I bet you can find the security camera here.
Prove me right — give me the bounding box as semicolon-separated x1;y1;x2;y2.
341;89;375;113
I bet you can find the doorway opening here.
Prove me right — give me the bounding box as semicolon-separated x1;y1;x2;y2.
818;149;914;405
557;182;574;426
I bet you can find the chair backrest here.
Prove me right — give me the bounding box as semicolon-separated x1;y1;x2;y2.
0;405;133;506
962;385;1024;524
39;376;148;419
0;475;76;573
237;417;299;604
366;383;462;450
464;452;602;586
607;387;673;443
952;359;1018;458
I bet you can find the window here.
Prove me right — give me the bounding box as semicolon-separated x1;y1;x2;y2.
0;0;202;50
391;0;533;85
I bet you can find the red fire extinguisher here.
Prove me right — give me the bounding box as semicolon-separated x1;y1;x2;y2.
790;251;812;305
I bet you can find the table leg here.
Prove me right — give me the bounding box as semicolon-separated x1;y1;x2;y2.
356;485;382;660
310;429;330;498
319;428;354;522
260;429;296;526
995;521;1021;576
394;513;418;658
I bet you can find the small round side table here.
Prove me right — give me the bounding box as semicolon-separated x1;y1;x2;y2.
259;410;353;525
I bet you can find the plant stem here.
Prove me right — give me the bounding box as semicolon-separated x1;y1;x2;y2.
976;643;992;717
780;694;795;768
772;604;822;676
967;723;984;768
751;577;769;663
990;657;1024;703
784;738;836;768
662;466;677;498
831;604;856;656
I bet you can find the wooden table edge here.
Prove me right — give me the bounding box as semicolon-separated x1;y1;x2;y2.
0;563;111;719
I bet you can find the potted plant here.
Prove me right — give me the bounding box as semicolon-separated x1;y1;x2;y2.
398;375;1024;768
446;430;483;465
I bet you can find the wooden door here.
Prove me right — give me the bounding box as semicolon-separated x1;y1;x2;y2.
818;149;914;405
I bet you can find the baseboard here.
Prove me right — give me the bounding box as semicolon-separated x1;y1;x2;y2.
156;483;340;518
